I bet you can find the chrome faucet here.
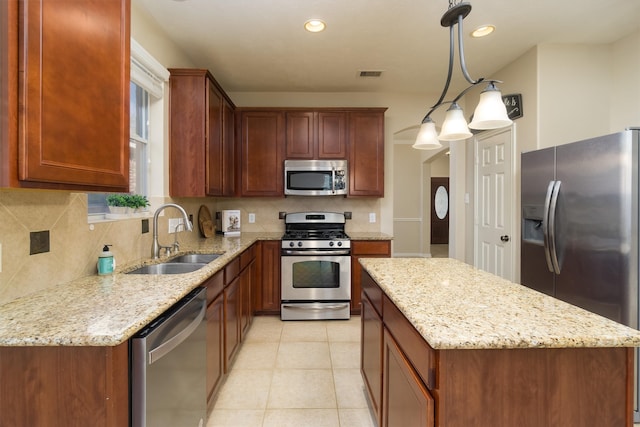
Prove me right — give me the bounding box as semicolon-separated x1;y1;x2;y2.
152;203;193;259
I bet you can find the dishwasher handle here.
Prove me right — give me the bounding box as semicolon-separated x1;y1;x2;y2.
148;299;205;365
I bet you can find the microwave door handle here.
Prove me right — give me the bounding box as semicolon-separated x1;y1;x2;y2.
331;167;336;194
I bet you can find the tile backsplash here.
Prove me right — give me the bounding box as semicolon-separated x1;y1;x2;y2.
0;189;380;305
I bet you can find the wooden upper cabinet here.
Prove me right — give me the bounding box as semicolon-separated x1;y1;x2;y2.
349;109;386;197
237;110;285;197
1;0;130;191
285;111;315;159
168;68;235;197
285;110;347;159
317;111;348;159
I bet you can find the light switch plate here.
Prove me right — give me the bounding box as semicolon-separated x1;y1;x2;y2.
248;213;256;223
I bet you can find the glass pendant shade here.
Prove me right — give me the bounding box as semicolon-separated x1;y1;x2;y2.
468;83;513;130
438;103;472;141
412;118;442;150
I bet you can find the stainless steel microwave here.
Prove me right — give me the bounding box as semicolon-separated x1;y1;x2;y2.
284;159;348;196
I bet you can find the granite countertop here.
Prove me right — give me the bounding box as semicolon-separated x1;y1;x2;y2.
359;257;640;350
348;232;393;241
0;232;282;347
0;231;390;347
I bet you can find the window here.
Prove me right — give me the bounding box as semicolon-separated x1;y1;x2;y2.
88;39;169;219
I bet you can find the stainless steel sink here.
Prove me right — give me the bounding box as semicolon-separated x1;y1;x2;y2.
169;253;222;264
126;262;207;275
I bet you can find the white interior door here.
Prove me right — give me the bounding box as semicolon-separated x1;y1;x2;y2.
474;127;515;281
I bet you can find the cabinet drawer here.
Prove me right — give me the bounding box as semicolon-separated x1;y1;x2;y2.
204;270;224;304
225;257;240;284
383;295;436;390
362;271;383;316
351;240;391;255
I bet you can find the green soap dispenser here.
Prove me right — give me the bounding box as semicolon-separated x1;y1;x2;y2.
97;244;115;275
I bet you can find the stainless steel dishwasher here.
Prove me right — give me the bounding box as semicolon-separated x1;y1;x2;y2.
131;287;206;427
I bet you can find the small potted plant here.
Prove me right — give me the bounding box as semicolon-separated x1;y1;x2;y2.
129;194;150;213
106;194;130;214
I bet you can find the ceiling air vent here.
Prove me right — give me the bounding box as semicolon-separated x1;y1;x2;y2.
359;70;383;78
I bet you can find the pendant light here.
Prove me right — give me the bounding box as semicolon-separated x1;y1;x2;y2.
413;1;512;149
412;117;442;150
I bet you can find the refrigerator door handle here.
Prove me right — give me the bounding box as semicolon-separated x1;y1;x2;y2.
548;180;562;274
542;181;556;273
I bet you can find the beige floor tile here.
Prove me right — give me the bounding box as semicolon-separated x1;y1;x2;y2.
233;342;279;370
262;408;340;427
276;341;332;369
207;409;264;427
329;341;361;369
326;317;361;342
333;369;369;409
244;316;284;343
339;408;377;427
281;320;329;342
268;369;337;409
213;369;272;409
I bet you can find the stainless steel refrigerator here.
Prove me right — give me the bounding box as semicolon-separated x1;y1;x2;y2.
521;128;640;421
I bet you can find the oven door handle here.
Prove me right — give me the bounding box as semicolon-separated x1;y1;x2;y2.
282;303;350;311
281;249;351;256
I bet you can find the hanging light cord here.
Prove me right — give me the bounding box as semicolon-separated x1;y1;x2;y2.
420;2;497;123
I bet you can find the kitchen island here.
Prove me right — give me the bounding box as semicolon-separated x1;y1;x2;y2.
359;257;640;427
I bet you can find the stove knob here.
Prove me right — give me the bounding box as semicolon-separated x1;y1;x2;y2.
337;241;342;247
329;241;335;247
289;241;295;248
297;241;303;247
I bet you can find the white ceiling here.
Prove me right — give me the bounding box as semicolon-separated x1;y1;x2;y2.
133;0;640;95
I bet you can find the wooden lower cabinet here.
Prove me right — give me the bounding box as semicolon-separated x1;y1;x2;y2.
224;275;241;372
0;343;129;426
351;240;391;314
383;329;434;427
361;291;383;425
254;240;281;314
239;246;255;338
361;270;635;427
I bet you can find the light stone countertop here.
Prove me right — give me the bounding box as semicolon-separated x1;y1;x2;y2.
359;257;640;350
0;232;282;347
0;231;389;347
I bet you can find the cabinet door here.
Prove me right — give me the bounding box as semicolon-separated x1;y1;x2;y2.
240;249;255;338
254;240;281;314
206;80;224;195
383;329;434;427
351;240;391;313
349;111;385;197
169;69;207;197
361;292;383;426
206;292;224;408
17;0;130;191
222;98;236;196
224;277;241;372
238;111;285;196
285;111;315;159
317;111;347;159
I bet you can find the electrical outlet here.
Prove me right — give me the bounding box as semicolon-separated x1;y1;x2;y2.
248;213;256;223
168;218;183;233
369;213;376;223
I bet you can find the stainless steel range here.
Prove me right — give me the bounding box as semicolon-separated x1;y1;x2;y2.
281;212;351;320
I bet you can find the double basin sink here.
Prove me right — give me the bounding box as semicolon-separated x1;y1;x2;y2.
126;253;222;275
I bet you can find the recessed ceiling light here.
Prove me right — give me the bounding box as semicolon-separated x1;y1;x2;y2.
304;19;326;33
471;25;495;38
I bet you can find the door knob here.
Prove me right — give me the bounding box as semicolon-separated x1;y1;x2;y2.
500;235;510;242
